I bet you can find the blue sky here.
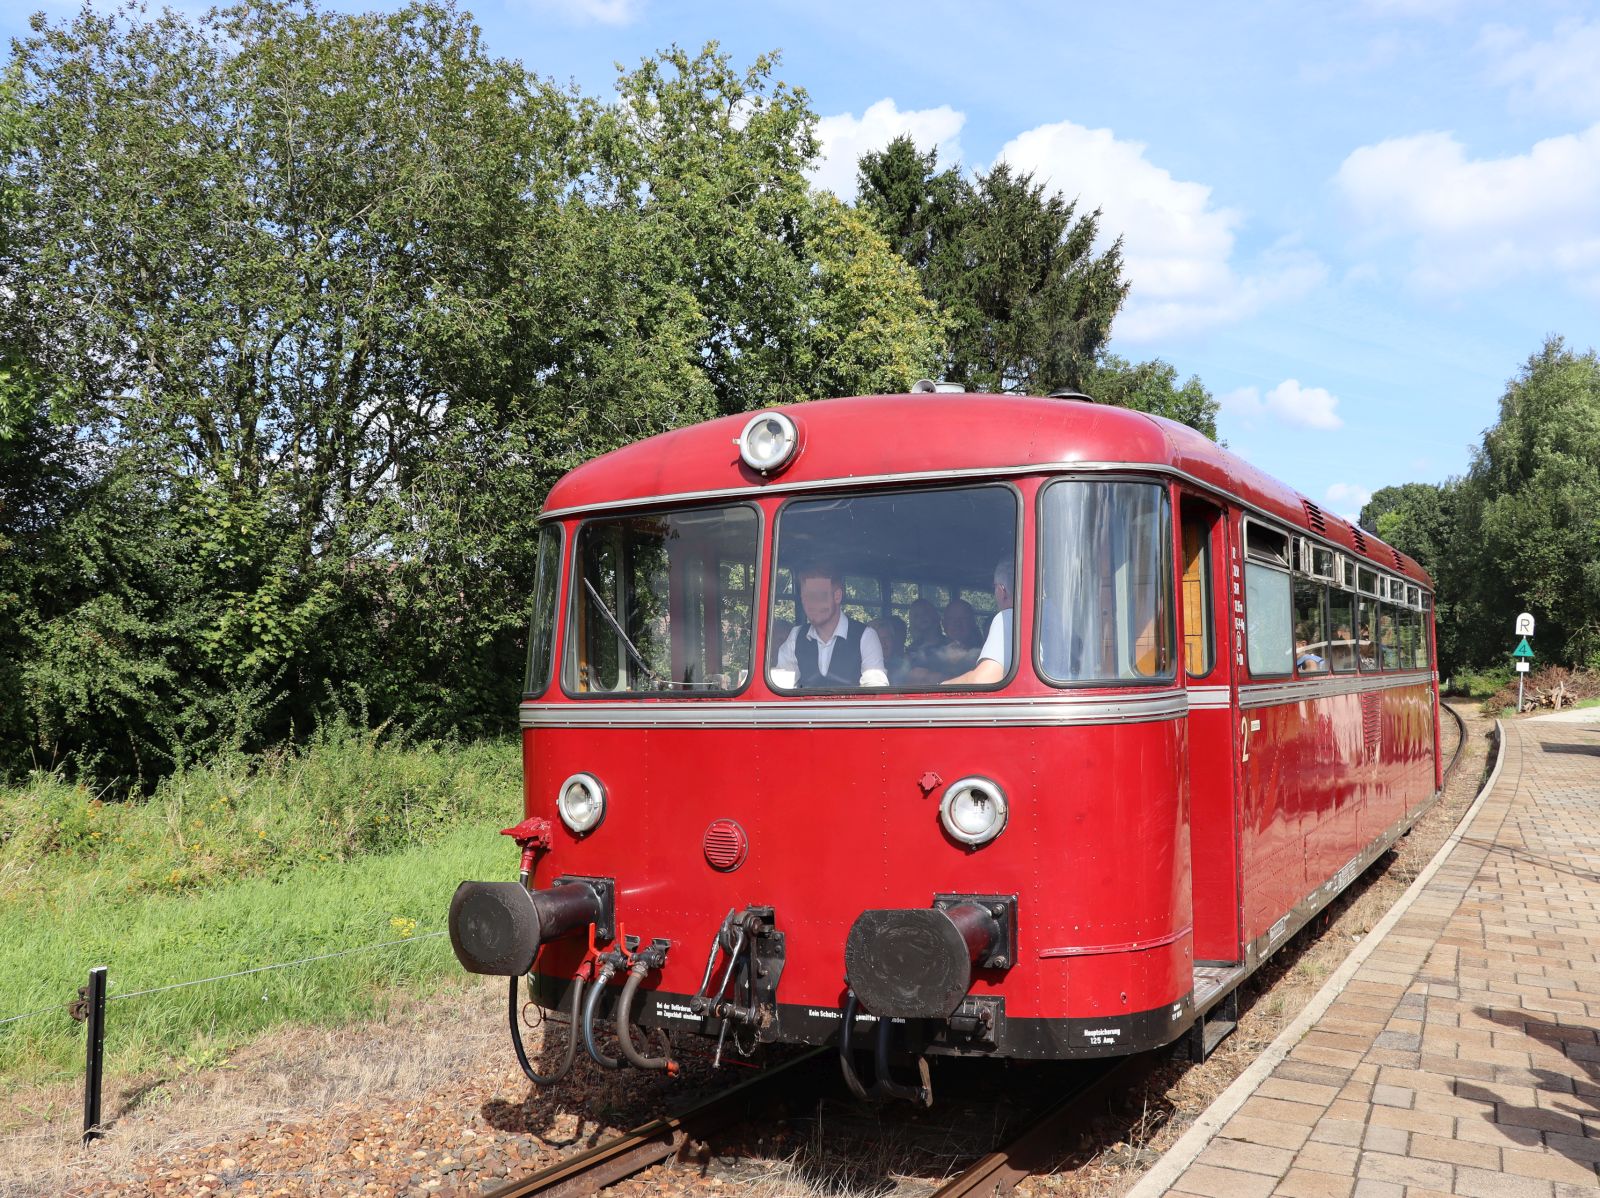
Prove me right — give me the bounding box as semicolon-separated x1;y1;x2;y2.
8;0;1598;519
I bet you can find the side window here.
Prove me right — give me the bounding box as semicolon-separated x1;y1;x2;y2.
1245;563;1293;676
1378;603;1400;670
1180;506;1215;677
1327;588;1356;673
525;523;564;697
1356;597;1380;672
1293;581;1329;675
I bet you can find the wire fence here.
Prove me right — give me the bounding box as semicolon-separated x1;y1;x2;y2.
2;928;456;1143
0;929;450;1027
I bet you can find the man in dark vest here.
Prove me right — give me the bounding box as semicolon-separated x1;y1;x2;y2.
770;563;889;689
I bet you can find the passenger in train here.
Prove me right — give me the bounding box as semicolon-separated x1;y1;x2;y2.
1295;635;1327;673
904;598;951;683
944;559;1014;687
769;564;889;689
869;615;910;686
940;599;983;676
1329;624;1356;672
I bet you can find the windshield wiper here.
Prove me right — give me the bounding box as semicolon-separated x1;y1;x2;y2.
582;577;673;688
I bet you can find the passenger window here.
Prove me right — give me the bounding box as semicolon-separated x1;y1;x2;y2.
1377;604;1400;670
1356;598;1380;672
1245;563;1293;676
1293;581;1329;675
1327;588;1356;673
1180;507;1215;677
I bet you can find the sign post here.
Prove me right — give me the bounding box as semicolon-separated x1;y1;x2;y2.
1513;612;1536;712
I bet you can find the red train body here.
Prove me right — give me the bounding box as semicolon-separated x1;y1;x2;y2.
449;393;1439;1089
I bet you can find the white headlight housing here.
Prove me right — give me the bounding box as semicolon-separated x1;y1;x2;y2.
736;411;798;474
939;776;1008;846
556;773;606;835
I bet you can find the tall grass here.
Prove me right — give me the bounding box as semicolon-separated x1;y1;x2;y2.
0;724;522;1088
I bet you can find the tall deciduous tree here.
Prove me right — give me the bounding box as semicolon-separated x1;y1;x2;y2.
1;7;946;783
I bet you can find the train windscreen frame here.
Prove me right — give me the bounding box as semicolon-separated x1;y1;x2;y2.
1036;479;1175;687
766;484;1021;693
563;504;760;696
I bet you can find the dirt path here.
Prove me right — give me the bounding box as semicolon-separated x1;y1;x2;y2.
4;707;1488;1198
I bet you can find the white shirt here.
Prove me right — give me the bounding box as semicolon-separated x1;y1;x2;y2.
771;613;889;688
979;607;1012;667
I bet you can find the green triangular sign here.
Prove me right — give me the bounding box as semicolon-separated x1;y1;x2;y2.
1513;638;1534;658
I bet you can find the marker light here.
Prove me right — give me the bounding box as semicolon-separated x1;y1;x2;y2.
556;773;606;835
736;411;798;474
939;776;1008;847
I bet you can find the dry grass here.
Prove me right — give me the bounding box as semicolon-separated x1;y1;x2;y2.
0;976;506;1197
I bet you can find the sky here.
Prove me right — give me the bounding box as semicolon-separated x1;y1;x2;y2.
6;0;1599;520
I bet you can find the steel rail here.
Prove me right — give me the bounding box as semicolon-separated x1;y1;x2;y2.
930;1055;1155;1198
481;1048;831;1198
1441;699;1468;782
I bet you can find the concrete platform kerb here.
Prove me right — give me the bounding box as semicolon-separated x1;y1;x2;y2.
1127;719;1510;1198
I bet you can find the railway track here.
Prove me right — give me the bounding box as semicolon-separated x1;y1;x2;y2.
481;1048;833;1198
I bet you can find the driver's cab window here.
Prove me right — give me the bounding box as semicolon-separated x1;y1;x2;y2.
769;486;1019;692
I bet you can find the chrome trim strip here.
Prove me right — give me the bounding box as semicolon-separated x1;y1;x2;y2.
1238;671;1433;709
539;458;1430;586
520;691;1188;730
1186;684;1232;710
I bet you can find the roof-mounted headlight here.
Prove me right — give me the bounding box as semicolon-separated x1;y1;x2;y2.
736;411;798;474
557;773;606;835
939;776;1008;847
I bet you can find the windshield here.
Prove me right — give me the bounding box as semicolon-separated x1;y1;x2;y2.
565;506;758;695
1037;480;1174;685
769;486;1019;691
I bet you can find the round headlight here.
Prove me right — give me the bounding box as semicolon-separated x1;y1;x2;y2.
556;773;606;835
939;777;1008;846
736;411;798;474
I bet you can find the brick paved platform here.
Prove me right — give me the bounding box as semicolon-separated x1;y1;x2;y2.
1141;718;1600;1198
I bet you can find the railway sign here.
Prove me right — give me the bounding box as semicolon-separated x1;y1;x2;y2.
1513;638;1534;658
1517;661;1531;673
1515;612;1536;636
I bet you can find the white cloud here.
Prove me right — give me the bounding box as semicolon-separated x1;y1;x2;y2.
1324;482;1373;523
996;120;1323;342
1335;125;1600;292
810;100;966;201
1481;21;1600;119
529;0;642;24
1219;379;1344;430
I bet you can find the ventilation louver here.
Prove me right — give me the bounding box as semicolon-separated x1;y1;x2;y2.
1351;528;1368;555
1391;548;1405;570
1302;499;1327;534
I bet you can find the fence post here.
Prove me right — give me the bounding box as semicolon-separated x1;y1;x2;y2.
82;966;107;1145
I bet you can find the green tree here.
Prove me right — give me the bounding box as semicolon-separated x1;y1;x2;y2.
1082;354;1220;440
2;11;948;782
858;137;1127;395
1460;338;1600;668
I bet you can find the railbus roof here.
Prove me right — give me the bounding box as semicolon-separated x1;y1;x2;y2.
541;393;1432;588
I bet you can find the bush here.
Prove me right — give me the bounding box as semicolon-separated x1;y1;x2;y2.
1488;665;1600;715
0;723;519;906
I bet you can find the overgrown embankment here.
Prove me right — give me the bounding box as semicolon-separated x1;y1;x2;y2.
0;725;519;1090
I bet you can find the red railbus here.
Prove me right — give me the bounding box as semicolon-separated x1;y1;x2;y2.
449;391;1440;1102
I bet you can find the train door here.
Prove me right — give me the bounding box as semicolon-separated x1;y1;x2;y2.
1179;494;1243;964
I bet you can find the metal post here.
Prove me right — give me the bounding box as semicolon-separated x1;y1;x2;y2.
82;966;106;1145
1518;674;1525;715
